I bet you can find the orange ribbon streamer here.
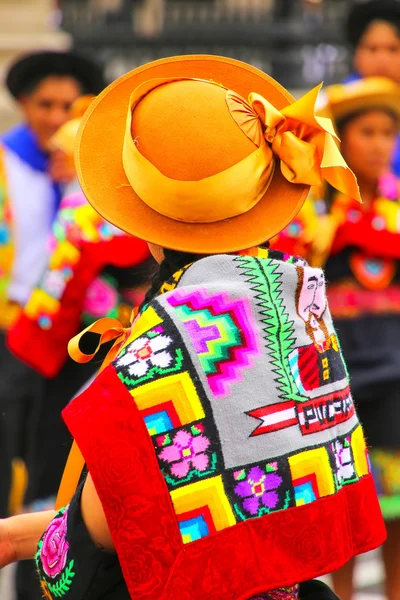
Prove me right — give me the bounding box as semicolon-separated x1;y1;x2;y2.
67;316;132;369
56;314;135;509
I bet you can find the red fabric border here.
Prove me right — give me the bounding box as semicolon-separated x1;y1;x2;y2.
64;365;386;600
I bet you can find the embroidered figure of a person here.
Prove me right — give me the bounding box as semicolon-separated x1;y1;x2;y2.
292;266;346;393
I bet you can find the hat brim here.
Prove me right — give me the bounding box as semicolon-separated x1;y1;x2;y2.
76;55;309;254
328;80;400;124
6;51;105;99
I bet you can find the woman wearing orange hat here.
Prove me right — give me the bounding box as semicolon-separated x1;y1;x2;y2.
0;56;385;599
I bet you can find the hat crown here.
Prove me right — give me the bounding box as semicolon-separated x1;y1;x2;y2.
130;79;257;181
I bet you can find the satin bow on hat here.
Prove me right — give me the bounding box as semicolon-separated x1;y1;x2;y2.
226;83;361;201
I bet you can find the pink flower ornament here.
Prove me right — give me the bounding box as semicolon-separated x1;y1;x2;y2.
40;508;70;579
159;430;210;478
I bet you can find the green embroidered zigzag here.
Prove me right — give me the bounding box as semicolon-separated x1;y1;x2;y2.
235;256;306;402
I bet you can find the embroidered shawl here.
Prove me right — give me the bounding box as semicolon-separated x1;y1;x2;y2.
63;249;385;599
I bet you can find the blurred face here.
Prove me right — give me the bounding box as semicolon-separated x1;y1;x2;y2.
340;110;398;183
354;20;400;83
19;76;82;151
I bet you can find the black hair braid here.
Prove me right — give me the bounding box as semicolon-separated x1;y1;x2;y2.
140;249;201;310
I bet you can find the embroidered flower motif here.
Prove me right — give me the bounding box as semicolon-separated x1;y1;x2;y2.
331;438;355;485
234;466;282;515
117;331;173;378
40;507;70;579
159;429;210;478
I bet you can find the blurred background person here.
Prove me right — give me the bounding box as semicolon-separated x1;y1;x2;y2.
0;50;105;521
6;94;154;600
345;0;400;176
324;78;400;600
273;76;400;600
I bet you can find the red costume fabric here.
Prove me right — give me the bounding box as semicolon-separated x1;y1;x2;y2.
7;192;149;377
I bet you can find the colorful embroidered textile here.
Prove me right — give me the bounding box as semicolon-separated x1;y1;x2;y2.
7;191;150;377
272;178;400;318
370;449;400;520
250;588;298;600
0;144;19;330
35;505;76;599
61;249;385;599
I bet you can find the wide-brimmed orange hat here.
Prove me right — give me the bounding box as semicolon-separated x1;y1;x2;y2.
76;55;359;253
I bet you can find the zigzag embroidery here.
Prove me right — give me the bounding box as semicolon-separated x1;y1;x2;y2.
235;256;306;402
167;288;261;398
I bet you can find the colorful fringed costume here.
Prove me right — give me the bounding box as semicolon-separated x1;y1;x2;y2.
272;177;400;520
7;191;150;378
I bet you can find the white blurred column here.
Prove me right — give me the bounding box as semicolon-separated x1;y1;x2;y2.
0;0;71;133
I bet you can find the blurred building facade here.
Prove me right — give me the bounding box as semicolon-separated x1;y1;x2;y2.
0;0;70;133
60;0;352;91
0;0;355;132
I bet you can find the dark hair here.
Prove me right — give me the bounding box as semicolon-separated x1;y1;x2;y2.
335;106;399;137
20;73;85;98
347;0;400;47
140;241;271;311
140;249;202;310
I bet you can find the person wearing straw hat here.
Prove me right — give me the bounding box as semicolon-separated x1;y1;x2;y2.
0;56;385;599
321;78;400;600
272;76;400;600
345;0;400;176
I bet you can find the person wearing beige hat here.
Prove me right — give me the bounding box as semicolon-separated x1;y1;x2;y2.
0;56;385;599
273;76;400;600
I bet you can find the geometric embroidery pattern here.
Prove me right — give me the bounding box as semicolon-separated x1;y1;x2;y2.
289;446;335;506
132;372;205;436
170;476;237;544
167;288;261;398
351;425;369;478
